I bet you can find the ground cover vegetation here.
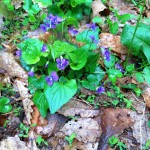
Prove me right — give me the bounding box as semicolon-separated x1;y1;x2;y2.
0;0;150;149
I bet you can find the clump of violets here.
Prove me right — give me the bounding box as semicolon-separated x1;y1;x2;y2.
101;47;111;61
41;44;47;52
56;57;69;70
96;86;105;95
46;71;59;86
89;35;98;44
40;14;63;32
68;27;78;36
28;70;34;77
86;23;97;30
115;63;124;72
16;50;22;57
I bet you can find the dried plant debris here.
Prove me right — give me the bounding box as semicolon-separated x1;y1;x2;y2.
60;118;101;143
36;114;67;137
58;100;100;118
0;136;30;150
98;108;134;150
130;110;150;146
0;52;27;79
99;33;127;54
91;0;107;17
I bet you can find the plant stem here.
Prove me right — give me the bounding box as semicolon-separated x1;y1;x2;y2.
124;2;146;67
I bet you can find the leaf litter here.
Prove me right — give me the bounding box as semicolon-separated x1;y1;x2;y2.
0;0;150;150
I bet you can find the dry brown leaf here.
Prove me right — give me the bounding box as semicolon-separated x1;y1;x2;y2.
98;108;134;150
11;0;23;9
0;52;27;79
14;79;33;125
142;84;150;108
99;33;127;54
36;114;67;138
92;0;106;17
108;0;137;15
0;136;30;150
58;100;100;118
60;118;101;143
130;110;150;146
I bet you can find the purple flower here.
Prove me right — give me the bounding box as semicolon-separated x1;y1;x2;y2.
40;24;47;32
96;86;105;95
16;50;22;57
41;14;63;31
28;71;34;77
101;47;111;61
86;23;97;30
41;44;47;52
89;35;98;44
56;57;69;70
115;63;124;72
46;71;59;86
68;27;78;36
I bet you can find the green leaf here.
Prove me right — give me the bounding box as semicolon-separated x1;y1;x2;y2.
85;53;99;73
109;21;119;34
104;55;116;68
92;16;103;23
69;49;88;70
0;97;12;113
135;72;144;82
121;24;150;62
50;41;76;59
28;75;46;94
44;79;77;114
23;0;33;12
126;64;134;72
118;13;136;24
76;27;100;44
19;38;43;64
82;67;105;90
33;91;49;117
34;0;52;6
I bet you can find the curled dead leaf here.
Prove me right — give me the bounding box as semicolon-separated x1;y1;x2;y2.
92;0;107;17
99;33;127;55
0;52;27;79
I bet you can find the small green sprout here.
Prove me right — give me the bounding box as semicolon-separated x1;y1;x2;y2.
65;133;76;147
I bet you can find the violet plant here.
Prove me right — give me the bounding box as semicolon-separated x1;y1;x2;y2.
18;13;125;117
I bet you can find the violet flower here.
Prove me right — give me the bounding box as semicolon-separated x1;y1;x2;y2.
46;71;59;86
41;44;47;52
40;24;47;32
89;35;98;44
86;23;97;30
96;86;105;95
68;27;78;36
115;63;124;72
16;50;22;57
56;57;69;70
101;47;111;61
28;71;34;77
40;14;63;32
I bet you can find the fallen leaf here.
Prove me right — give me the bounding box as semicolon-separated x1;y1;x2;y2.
11;0;23;9
60;118;101;143
130;110;150;146
0;52;27;79
99;33;128;54
0;136;30;150
14;79;33;125
98;108;134;150
36;114;67;137
108;0;137;15
92;0;107;17
142;84;150;108
58;99;100;118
